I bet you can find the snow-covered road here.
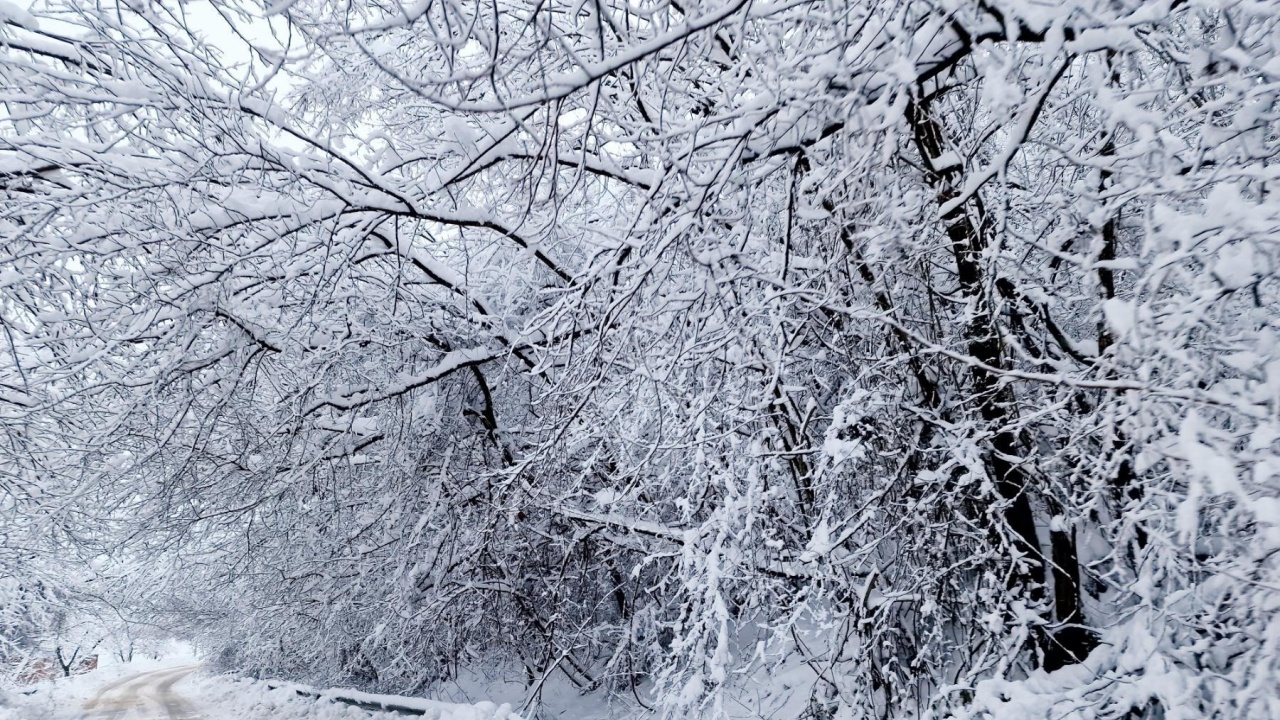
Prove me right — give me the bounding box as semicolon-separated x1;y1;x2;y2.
78;666;201;720
3;660;528;720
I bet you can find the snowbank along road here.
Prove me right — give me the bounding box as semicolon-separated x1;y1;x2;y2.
78;667;200;720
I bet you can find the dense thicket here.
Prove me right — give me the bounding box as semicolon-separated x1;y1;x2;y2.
3;0;1279;717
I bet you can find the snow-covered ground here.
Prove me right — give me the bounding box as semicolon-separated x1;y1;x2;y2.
187;676;523;720
0;650;194;719
1;652;523;720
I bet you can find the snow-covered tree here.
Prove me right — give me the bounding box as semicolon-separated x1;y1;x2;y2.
3;0;1279;717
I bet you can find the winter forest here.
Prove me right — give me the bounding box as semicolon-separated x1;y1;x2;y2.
2;0;1279;717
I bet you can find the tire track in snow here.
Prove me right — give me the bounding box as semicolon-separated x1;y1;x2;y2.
79;666;200;720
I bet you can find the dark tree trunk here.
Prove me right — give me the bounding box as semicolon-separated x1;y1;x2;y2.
908;96;1098;666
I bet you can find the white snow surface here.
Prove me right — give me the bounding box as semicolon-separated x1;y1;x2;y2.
255;679;524;720
0;653;193;719
1;657;524;720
